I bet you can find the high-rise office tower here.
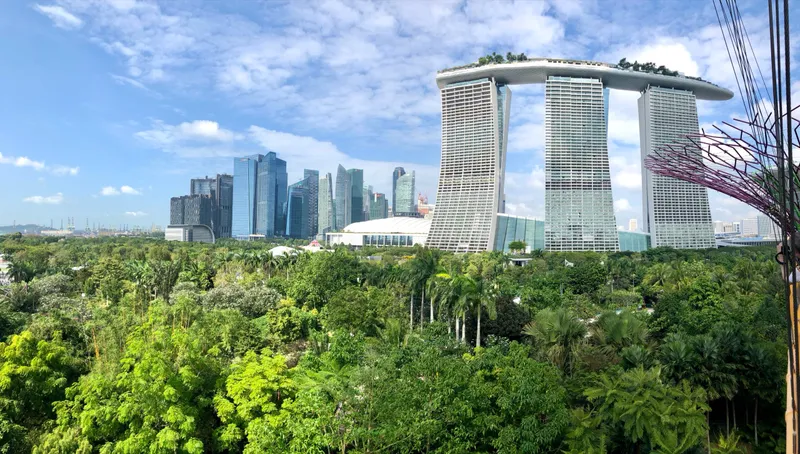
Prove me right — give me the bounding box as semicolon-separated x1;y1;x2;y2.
639;87;714;249
232;155;261;238
628;218;638;232
190;177;214;196
363;185;373;221
286;181;309;239
304;169;319;237
170;195;212;227
394;171;416;216
757;215;778;238
427;78;511;252
318;173;335;234
215;175;233;238
347;168;364;223
544;76;618;251
392;167;406;214
370;193;388;220
190;174;233;238
170;197;184;225
335;165;352;228
256;152;288;237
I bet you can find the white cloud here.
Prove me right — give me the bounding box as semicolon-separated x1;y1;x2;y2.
124;211;148;217
120;185;140;195
34;4;83;29
0;152;46;170
51;165;80;176
614;198;633;213
23;192;64;205
136;120;240;156
100;185;140;196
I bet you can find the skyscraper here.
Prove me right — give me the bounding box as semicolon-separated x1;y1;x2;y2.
348;168;364;223
232;155;261;238
394;171;416;216
215;174;233;238
628;218;638;232
256;152;288;237
304;169;319;237
392;167;406;214
170;195;212;227
335;165;351;228
370;193;388;220
190;174;233;238
318;172;335;234
286;181;309;239
169;197;184;225
544;76;618;251
363;185;373;221
639;87;714;249
427;78;511;252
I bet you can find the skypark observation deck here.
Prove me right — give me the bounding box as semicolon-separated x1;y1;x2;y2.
426;58;733;254
435;58;733;100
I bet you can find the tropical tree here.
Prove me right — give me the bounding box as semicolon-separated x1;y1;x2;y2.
523;308;586;375
583;366;709;454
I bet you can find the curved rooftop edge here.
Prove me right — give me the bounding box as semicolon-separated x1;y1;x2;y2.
343;217;431;235
436;59;733;101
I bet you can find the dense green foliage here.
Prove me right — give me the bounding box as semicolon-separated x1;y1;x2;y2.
0;235;788;453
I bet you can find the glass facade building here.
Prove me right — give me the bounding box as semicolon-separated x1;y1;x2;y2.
370;193;388;220
394;171;416;216
304;169;319;237
618;231;651;252
392;167;405;214
428;78;511;252
190;174;233;238
256;152;287;237
232;155;261;238
286;181;309;239
318;172;335;234
335;165;351;229
363;185;373;221
348;168;364;223
639;87;715;249
494;214;650;253
544;76;618;252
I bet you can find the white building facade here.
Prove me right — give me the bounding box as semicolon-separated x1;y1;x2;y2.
426;78;511;253
327;217;430;248
639;87;715;249
544;76;619;251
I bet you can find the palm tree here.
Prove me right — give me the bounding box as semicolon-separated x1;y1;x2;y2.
589;310;649;360
645;263;670;288
260;252;277;278
523;307;586;375
6;260;32;283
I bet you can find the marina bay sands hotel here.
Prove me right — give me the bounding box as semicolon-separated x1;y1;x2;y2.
426;58;734;253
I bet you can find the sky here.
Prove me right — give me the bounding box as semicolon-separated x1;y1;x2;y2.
0;0;798;230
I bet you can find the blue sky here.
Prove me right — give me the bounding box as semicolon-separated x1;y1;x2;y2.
0;0;797;230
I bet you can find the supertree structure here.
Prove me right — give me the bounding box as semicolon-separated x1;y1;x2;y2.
644;107;800;234
645;0;796;450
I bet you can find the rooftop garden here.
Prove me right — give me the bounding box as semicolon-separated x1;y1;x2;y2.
615;58;680;76
437;54;716;86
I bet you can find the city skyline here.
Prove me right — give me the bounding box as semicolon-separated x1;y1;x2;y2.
2;1;789;229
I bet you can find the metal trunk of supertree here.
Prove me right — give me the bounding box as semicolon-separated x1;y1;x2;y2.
644;0;796;450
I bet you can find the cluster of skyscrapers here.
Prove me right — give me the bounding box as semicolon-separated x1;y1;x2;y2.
169;154;417;240
170;174;233;240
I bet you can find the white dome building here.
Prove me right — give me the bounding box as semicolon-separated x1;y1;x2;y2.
326;217;431;248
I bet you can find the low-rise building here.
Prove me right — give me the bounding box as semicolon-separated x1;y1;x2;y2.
165;224;215;243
